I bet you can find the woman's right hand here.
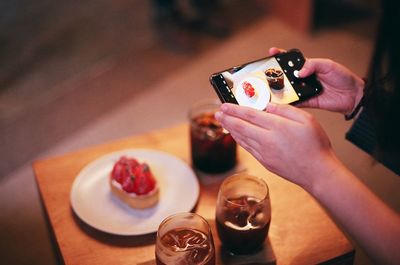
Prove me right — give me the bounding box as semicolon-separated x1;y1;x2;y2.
269;47;365;114
215;102;338;191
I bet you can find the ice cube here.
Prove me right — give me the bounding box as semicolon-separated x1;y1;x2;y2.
187;244;212;265
186;230;207;247
249;208;265;227
235;210;250;227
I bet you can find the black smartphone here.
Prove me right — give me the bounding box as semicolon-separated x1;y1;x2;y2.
210;49;323;110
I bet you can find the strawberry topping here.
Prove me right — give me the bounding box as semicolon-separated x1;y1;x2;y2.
111;156;157;195
242;81;256;98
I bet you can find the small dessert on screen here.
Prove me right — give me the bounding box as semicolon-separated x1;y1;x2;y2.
110;156;159;209
242;81;256;98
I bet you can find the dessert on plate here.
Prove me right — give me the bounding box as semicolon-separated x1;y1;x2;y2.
235;76;271;110
110;156;159;209
242;81;257;98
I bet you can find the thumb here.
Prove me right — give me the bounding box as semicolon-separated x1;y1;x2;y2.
266;102;310;123
269;47;286;56
298;58;333;78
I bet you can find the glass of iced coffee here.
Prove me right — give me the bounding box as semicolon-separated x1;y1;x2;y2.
155;212;216;265
189;100;237;173
265;68;284;90
215;173;271;255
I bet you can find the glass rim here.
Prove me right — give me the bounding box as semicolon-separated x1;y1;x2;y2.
219;173;269;205
156;212;212;237
188;98;221;120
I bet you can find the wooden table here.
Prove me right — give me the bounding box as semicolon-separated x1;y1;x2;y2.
33;124;354;265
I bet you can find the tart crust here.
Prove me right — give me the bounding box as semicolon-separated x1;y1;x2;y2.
110;179;159;209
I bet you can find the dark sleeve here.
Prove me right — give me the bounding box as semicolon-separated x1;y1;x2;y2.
346;109;400;175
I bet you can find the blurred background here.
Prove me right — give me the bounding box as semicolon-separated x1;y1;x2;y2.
2;0;399;264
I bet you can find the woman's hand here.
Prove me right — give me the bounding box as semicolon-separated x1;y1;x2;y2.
269;47;365;114
215;102;337;190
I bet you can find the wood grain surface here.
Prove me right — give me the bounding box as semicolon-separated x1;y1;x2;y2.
33;123;354;265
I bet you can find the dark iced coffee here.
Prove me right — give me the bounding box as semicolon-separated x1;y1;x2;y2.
189;101;236;173
216;174;271;255
216;195;270;254
265;68;284;90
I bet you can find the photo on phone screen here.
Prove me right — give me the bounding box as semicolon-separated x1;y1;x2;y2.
210;50;322;110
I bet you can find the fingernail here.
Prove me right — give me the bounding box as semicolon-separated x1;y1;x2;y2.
298;68;308;77
214;111;223;121
220;103;229;112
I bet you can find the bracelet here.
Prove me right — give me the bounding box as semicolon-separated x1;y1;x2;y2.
344;78;367;120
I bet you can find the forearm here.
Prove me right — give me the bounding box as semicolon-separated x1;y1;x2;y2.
307;154;400;265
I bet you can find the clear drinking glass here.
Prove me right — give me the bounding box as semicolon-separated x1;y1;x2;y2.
155;212;216;265
189;99;237;173
265;68;284;90
215;173;271;255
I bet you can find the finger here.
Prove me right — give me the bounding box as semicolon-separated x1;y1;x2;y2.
216;109;273;147
268;47;286;56
230;131;264;163
230;129;260;150
218;104;268;127
219;103;302;131
266;102;312;123
218;103;279;130
298;58;334;78
293;98;320;109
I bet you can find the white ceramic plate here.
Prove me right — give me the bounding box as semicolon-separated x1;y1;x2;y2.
70;149;200;236
235;76;271;110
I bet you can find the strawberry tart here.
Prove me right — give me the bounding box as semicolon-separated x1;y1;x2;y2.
110;156;159;209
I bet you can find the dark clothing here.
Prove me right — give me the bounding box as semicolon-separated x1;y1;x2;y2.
346;109;400;175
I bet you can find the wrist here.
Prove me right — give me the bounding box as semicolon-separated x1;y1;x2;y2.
345;77;366;120
354;77;365;108
304;151;345;198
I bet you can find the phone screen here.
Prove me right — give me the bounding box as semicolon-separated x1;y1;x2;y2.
215;56;300;110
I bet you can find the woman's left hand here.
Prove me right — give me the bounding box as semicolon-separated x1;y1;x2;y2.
215;103;336;190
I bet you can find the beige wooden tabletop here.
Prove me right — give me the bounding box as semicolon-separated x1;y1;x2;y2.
33;123;354;265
